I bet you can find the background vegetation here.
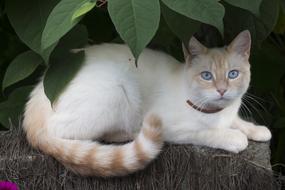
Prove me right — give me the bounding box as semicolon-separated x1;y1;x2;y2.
0;0;285;174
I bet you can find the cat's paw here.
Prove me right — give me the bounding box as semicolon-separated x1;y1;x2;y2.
248;126;271;142
219;130;248;153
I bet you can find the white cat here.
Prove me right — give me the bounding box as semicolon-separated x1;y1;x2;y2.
23;30;271;176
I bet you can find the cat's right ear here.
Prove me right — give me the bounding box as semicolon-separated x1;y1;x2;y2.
183;37;207;60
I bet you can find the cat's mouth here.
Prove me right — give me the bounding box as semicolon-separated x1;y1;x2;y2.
217;97;228;101
209;97;232;108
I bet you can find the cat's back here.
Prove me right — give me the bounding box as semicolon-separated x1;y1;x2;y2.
84;43;134;65
78;43;183;95
83;43;180;70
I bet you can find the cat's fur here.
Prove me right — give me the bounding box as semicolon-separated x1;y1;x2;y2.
23;30;271;176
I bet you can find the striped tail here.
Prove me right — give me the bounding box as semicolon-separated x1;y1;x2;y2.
25;114;163;176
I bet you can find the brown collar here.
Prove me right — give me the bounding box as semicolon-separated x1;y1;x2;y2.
186;100;224;114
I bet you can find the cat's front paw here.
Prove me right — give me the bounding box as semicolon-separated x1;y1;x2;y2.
248;126;271;142
219;130;248;153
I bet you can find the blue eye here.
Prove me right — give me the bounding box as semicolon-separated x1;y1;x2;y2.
228;70;239;79
201;71;213;81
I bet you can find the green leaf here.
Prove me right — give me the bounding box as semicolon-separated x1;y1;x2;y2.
224;0;279;47
256;0;279;36
224;0;262;16
56;25;89;52
282;0;285;11
250;42;285;92
43;51;85;104
72;1;96;21
273;117;285;129
42;25;88;104
161;0;224;35
161;3;200;43
6;0;59;63
42;0;95;50
274;5;285;34
108;0;160;61
0;86;33;128
151;18;184;62
2;51;42;90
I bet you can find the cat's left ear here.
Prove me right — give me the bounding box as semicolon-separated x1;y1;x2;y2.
227;30;251;60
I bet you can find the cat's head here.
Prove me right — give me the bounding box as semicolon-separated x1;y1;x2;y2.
183;30;251;109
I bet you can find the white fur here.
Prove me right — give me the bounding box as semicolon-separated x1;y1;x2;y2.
28;43;271;154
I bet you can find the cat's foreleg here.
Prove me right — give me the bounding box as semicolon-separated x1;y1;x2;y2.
166;127;248;153
231;116;271;142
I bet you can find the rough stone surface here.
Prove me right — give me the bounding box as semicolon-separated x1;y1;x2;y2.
0;127;283;190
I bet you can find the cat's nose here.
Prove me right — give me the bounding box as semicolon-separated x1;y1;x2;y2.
217;89;227;96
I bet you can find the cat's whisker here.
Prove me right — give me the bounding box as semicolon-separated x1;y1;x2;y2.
239;103;247;118
246;92;267;103
192;97;209;109
240;102;250;119
196;97;210;110
243;97;266;124
241;98;253;119
245;94;268;113
190;97;210;119
243;96;267;125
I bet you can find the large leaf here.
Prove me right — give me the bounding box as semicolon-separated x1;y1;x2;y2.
0;86;33;128
108;0;160;61
224;0;262;16
72;1;96;21
250;42;285;92
43;25;88;104
2;51;42;90
224;0;279;47
41;0;96;50
0;32;26;67
151;18;185;62
161;0;224;34
274;4;285;34
6;0;59;63
274;117;285;129
43;51;85;104
56;25;89;52
161;3;200;43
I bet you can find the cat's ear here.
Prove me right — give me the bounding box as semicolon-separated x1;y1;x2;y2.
227;30;251;59
183;37;207;59
182;42;190;59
